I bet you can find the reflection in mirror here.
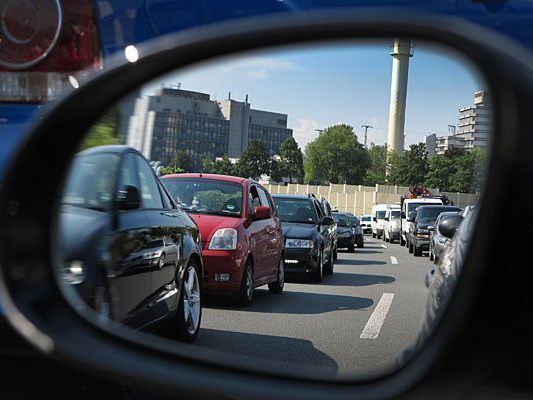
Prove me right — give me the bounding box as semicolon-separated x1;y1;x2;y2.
57;39;491;380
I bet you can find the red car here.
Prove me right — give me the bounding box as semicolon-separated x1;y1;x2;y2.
160;174;284;305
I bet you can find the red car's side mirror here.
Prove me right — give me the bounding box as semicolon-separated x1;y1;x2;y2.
253;206;271;220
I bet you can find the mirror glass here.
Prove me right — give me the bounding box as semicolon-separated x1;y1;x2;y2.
57;39;490;381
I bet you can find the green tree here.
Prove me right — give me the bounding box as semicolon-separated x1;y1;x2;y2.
235;139;270;180
160;165;185;175
81;107;121;150
304;124;370;184
363;144;387;185
201;155;235;175
387;143;429;186
279;137;304;183
170;149;193;172
425;154;455;191
269;159;284;182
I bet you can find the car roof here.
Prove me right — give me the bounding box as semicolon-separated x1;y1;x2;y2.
160;173;248;185
78;144;139;156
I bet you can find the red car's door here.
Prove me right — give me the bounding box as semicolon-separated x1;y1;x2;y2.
257;186;282;278
247;185;270;283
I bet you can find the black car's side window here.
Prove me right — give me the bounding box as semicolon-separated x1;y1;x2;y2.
134;155;164;209
158;182;175;209
116;153;140;194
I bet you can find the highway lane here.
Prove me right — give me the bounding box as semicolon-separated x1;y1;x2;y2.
195;236;435;380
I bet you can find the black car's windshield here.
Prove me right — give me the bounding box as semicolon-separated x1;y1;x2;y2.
62;152;120;211
333;214;350;227
273;198;317;224
162;178;243;217
348;216;360;226
418;207;462;223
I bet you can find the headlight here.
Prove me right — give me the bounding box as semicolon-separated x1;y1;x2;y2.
285;238;314;248
209;228;238;250
63;260;85;285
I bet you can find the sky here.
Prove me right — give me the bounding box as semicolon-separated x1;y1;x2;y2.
142;40;485;150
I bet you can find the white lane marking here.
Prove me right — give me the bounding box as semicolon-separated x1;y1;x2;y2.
390;256;398;265
360;293;395;339
380;244;387;249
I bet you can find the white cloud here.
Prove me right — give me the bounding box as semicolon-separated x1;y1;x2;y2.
220;56;301;79
291;118;321;150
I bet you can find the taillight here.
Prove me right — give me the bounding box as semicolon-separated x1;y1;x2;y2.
0;0;101;103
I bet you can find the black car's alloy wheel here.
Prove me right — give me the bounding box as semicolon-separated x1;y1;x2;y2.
310;250;324;282
175;260;202;342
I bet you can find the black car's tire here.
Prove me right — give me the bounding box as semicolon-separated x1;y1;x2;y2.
234;261;254;306
268;257;285;293
372;232;376;238
348;243;355;253
324;250;334;276
310;251;324;282
414;245;422;257
357;242;364;248
174;259;202;343
408;241;414;254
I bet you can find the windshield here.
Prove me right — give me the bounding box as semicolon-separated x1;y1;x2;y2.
162;178;243;217
273;198;317;224
407;202;441;215
417;207;461;223
362;216;371;222
391;210;401;220
348;216;359;226
333;214;350;226
376;211;386;219
62;153;120;211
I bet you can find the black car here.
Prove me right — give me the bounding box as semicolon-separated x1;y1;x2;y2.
272;194;335;281
429;212;464;263
60;145;203;342
406;205;462;257
333;212;363;252
347;214;365;248
319;197;338;260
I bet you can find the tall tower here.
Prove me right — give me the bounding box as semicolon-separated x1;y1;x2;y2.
386;38;413;155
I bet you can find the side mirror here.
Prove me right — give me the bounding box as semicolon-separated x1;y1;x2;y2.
253;206;271;220
373;217;377;222
439;215;464;239
321;216;334;226
116;185;141;211
428;226;436;232
401;211;406;219
384;217;390;221
407;211;416;222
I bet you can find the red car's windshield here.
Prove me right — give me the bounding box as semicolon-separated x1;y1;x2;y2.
162;178;244;217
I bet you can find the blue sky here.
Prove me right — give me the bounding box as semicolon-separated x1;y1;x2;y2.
143;40;485;150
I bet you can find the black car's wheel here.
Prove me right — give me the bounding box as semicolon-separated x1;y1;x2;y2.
348;243;355;253
323;249;334;276
372;232;376;238
414;245;422;257
357;242;364;248
175;260;202;342
234;261;254;306
408;241;414;253
268;257;285;293
310;250;324;282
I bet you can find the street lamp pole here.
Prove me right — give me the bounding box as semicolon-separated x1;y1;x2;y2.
361;124;373;148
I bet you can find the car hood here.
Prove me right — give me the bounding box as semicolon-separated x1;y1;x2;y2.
188;213;242;242
281;222;316;239
59;205;110;259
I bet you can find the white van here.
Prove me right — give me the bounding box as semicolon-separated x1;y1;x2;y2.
371;203;389;239
400;198;443;246
383;204;401;243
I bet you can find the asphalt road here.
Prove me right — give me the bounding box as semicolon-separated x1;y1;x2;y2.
196;236;434;380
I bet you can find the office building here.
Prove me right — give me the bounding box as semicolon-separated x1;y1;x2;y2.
126;88;292;170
